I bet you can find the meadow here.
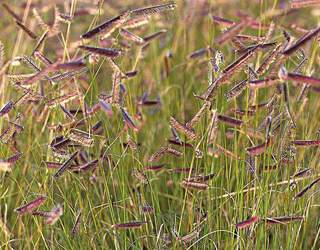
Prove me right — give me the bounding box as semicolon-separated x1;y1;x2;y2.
1;0;320;249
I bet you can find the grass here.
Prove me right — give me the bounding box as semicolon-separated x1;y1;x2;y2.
1;0;320;249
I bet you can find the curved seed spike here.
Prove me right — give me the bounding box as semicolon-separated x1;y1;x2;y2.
15;196;47;215
130;2;176;17
282;26;320;55
81;11;130;39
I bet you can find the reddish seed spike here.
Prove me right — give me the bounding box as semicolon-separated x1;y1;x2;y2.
78;45;122;58
177;229;200;243
187;47;209;60
143;29;167;43
221;45;259;77
119;28;145;45
0;123;16;144
264;216;304;224
99;99;113;117
0;101;14;117
249;77;280;89
292;168;312;178
50;68;87;83
291;0;320;9
294;177;320;199
256;43;282;75
22;61;59;85
144;164;165;171
186;173;215;182
112;221;147;229
132;168;149;184
181;180;208;190
203;45;259;100
232;108;256;116
148;147;182;162
285;72;320;86
225;79;248;102
236;216;259;229
81;11;130;39
71;210;82;237
15;196;47;215
34;51;53;65
142;204;154;214
73;159;99;173
211;15;235;27
246;142;268;156
45;162;62;169
111;71;122;104
282;26;320;55
51;137;71;150
54;151;78;178
121;108;138;132
15;21;37;39
166;147;183;157
46;92;78;108
236;42;276;55
54;60;86;70
59;12;73;22
217;114;243;127
169;117;197;140
122;15;150;29
32;211;50;217
208;110;218;145
6;152;22;163
235;34;265;42
125;70;138;78
246;138;273;157
130;2;176;17
69;129;94;147
293;140;320;146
